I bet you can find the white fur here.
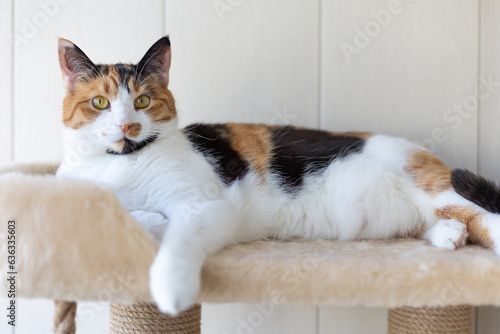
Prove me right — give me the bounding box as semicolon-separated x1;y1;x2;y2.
129;210;168;243
480;214;500;255
423;219;468;250
57;91;496;314
434;190;488;213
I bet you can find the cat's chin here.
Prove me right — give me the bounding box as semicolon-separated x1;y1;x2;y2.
109;139;126;153
106;135;158;155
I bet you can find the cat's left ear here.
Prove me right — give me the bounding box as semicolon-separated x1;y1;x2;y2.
136;36;171;85
58;38;98;91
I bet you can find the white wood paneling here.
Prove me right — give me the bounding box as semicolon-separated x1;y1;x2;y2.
13;0;164;162
479;0;500;180
320;306;387;334
1;2;13;330
76;302;110;334
202;303;317;334
0;0;12;163
16;300;111;334
321;0;479;170
0;0;14;328
165;0;319;128
0;296;13;334
478;0;500;333
16;298;55;334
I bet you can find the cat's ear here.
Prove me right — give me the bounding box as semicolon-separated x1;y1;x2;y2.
136;36;171;84
58;38;98;91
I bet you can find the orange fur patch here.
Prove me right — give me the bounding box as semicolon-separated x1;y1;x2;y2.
226;123;272;176
144;88;176;122
126;123;142;138
435;206;494;248
109;140;125;153
405;150;452;197
63;65;120;129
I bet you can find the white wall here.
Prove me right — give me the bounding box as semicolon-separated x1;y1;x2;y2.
1;0;499;333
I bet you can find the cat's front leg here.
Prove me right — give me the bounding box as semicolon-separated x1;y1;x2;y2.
130;210;169;243
149;199;241;315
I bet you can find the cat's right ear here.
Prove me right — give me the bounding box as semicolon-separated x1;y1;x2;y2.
136;36;171;85
58;38;97;91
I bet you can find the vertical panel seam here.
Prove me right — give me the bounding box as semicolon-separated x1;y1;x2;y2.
317;0;323;130
476;0;482;175
9;0;14;326
316;306;322;334
10;0;15;162
475;5;481;332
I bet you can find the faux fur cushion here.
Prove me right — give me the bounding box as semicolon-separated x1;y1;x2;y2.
1;163;500;307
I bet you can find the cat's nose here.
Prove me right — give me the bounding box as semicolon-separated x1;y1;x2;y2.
118;123;132;133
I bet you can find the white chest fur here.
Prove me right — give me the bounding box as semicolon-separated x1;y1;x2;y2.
57;130;223;217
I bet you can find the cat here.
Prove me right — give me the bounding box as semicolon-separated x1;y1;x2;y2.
56;35;500;315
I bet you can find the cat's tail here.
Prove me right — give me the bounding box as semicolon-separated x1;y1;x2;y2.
451;169;500;213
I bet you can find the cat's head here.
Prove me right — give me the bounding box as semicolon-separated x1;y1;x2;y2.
58;36;176;155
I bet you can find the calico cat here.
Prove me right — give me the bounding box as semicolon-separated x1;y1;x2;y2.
56;36;500;315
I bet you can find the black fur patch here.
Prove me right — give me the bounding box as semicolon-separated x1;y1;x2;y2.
183;123;249;185
106;135;158;155
451;169;500;213
116;64;136;90
269;127;365;194
96;64;110;76
93;63;137;93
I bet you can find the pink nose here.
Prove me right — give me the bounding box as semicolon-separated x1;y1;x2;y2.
119;123;132;133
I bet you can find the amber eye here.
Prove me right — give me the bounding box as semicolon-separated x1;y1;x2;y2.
134;95;150;109
92;96;109;110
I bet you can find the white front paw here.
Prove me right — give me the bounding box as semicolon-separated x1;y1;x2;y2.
149;248;201;315
424;219;468;250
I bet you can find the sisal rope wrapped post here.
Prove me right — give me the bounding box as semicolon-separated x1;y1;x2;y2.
388;305;472;334
110;302;201;334
53;301;77;334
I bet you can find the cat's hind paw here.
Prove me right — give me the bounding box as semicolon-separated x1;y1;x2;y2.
149;247;201;315
424;219;468;250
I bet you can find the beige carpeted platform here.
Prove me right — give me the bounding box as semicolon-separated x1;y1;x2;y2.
1;162;500;308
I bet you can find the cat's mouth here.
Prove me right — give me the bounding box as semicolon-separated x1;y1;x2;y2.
106;135;158;155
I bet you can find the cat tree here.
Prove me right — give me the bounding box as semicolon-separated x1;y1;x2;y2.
2;163;500;334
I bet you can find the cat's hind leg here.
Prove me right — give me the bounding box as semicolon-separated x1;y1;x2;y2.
406;150;500;253
433;191;500;253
